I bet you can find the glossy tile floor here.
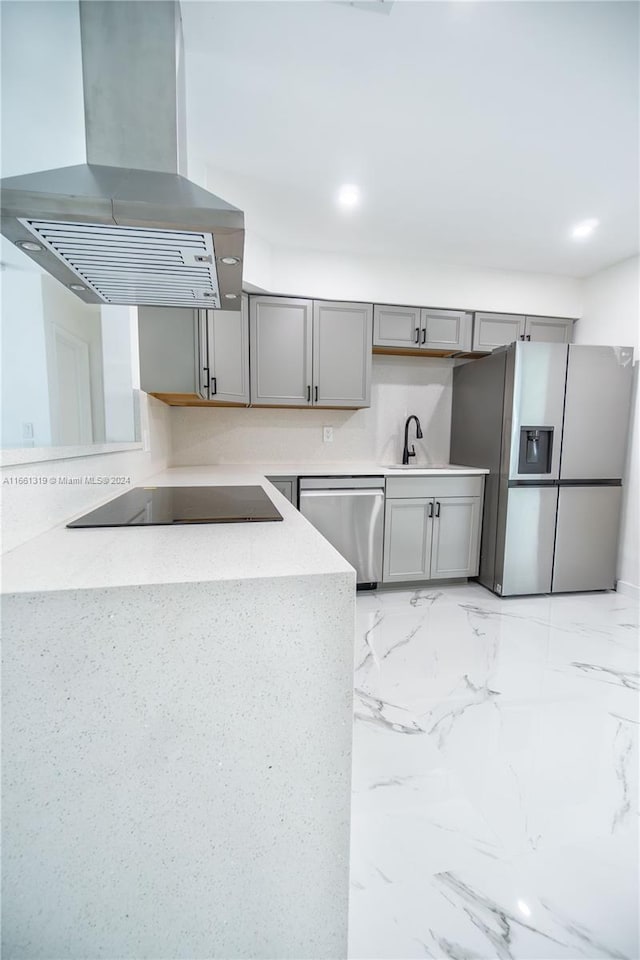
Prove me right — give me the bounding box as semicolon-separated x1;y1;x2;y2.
349;583;639;960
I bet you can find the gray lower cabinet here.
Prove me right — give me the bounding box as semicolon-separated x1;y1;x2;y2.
266;476;297;505
373;305;472;352
250;296;372;408
383;498;433;582
429;496;481;578
383;476;483;583
138;298;249;403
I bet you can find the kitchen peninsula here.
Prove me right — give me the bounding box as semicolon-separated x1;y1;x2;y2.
3;462;487;957
3;465;355;959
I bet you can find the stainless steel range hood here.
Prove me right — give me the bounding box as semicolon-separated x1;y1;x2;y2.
0;2;244;309
0;164;244;308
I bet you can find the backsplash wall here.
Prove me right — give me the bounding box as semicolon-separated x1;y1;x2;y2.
170;355;452;466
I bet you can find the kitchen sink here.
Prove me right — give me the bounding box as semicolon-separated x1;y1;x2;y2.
383;463;450;470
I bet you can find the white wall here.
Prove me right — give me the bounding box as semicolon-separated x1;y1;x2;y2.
0;0;86;178
574;255;640;598
203;164;583;317
170;355;451;466
0;1;172;553
1;2;88;451
264;246;583;317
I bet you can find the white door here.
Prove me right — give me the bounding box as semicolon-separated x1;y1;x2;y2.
50;325;93;445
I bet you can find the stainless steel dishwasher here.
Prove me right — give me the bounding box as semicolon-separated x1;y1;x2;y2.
299;477;385;587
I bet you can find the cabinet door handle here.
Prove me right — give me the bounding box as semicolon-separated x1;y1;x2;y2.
202;366;210;392
211;376;217;396
428;502;433;518
307;385;311;402
435;501;441;518
519;335;525;341
415;327;420;344
315;385;318;403
526;334;531;341
421;327;427;345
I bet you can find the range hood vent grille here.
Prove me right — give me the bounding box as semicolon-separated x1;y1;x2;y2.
19;219;221;308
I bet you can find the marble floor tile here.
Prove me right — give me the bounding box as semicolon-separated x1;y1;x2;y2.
348;583;639;960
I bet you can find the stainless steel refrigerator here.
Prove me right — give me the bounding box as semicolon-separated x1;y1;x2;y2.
451;342;634;596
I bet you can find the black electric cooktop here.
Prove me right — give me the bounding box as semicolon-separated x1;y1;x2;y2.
67;486;283;528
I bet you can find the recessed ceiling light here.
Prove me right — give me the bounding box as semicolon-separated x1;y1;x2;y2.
224;292;239;300
69;283;86;291
337;184;361;210
17;240;43;252
219;256;241;266
571;218;599;240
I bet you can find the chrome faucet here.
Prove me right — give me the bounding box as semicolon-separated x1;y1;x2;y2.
402;415;423;464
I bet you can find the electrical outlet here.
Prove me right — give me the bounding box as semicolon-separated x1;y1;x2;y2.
22;422;34;439
323;425;334;443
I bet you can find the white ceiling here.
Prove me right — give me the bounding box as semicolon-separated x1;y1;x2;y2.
181;1;639;278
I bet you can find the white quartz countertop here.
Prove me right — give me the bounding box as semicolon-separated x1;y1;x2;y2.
254;462;489;477
1;462;487;595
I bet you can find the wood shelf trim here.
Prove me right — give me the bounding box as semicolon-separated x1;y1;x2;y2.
372;346;490;360
149;392;249;407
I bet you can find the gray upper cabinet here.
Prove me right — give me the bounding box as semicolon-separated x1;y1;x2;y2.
373;304;422;349
250;296;372;408
422;308;472;351
139;302;249;404
139;306;204;398
473;311;573;351
525;316;573;343
250;297;313;406
373;304;471;352
204;296;250;404
472;312;527;351
313;301;372;407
